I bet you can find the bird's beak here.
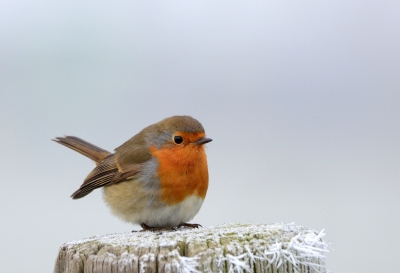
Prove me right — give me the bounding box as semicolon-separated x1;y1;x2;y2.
193;137;213;145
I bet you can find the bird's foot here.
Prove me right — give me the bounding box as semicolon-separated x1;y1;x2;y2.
138;223;177;232
177;222;202;229
132;223;202;232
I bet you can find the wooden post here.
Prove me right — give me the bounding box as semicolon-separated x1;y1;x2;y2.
54;223;330;273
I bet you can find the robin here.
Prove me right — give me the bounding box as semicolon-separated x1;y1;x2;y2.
53;115;212;231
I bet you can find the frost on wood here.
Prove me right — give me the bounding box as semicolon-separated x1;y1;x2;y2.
54;223;330;273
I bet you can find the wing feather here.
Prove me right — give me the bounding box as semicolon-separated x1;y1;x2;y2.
71;154;144;199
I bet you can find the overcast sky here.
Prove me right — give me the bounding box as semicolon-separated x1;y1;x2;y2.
1;1;399;272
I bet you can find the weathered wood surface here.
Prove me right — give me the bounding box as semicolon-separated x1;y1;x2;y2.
54;223;330;273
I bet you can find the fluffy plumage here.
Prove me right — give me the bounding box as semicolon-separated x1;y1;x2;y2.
54;115;211;228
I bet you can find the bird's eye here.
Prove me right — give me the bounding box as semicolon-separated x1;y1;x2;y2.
173;136;184;144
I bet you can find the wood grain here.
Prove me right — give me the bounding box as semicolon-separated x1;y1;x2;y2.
54;223;329;273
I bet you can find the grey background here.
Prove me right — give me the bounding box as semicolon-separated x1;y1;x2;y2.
1;1;399;272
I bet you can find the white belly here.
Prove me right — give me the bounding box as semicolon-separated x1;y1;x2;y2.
134;195;204;227
103;181;204;227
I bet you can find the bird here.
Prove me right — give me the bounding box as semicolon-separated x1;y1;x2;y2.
53;115;212;231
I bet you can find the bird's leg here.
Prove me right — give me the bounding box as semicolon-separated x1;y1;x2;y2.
139;223;177;232
132;223;201;232
178;222;202;229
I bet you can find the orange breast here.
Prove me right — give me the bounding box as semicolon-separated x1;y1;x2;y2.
149;132;209;205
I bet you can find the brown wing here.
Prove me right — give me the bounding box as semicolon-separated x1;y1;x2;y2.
71;154;143;199
114;128;152;170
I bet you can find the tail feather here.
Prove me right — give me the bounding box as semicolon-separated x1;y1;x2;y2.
53;136;111;164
